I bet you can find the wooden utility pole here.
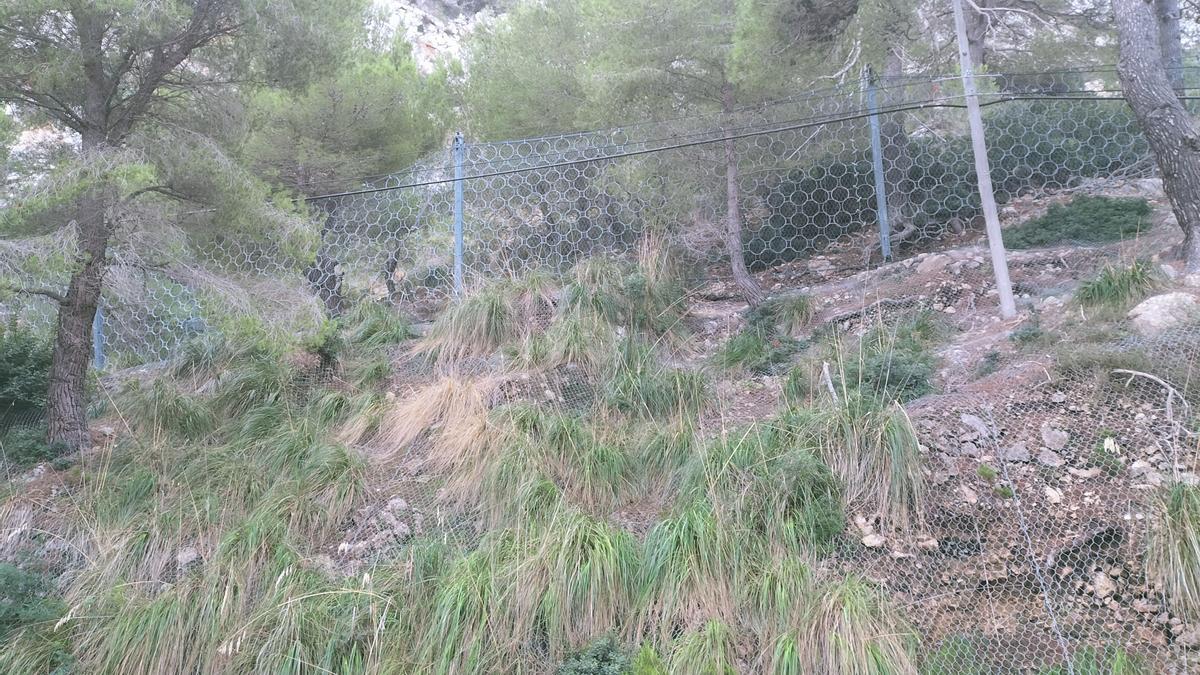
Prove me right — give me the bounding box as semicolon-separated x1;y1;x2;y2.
951;0;1017;319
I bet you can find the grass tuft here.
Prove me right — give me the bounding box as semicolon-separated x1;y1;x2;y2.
667;620;737;675
788;575;919;674
1076;259;1160;309
604;338;706;419
343;300;414;348
416;274;556;365
786;395;926;533
1147;482;1200;622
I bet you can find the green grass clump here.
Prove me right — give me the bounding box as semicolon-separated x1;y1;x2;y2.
667;620;737;675
748;293;815;335
977;464;998;482
567;239;691;337
417;275;556;364
642;502;737;638
786;395;926;533
714;327;798;374
785;575;918;674
1003;196;1151;249
522;310;615;373
1076;259;1160;310
498;407;634;514
748;557;814;630
687;423;844;554
993;485;1014;499
604;339;706;419
343;300;414;348
716;294;813;374
528;511;640;654
119;380;216;441
1037;646;1149;675
1147;482;1200;623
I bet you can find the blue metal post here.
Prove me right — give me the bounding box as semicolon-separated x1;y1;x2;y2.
91;303;107;371
452;131;465;296
865;67;892;261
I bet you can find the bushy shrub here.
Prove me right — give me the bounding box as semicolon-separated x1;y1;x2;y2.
0;321;52;415
1004;196;1151;249
557;636;631;675
753;101;1144;268
0;425;61;469
840;312;940;404
0;564;64;639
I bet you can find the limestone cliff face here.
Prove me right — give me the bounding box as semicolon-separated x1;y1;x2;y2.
376;0;502;71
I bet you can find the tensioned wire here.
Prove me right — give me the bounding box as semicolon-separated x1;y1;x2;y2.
303;88;1198;204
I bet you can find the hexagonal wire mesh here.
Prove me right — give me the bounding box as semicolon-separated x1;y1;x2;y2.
4;66;1200;672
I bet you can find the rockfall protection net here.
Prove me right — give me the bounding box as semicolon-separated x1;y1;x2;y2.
4;66;1200;673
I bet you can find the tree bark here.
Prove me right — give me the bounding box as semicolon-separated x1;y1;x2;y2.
1115;0;1200;271
880;48;915;246
307;202;346;317
45;9;113;452
965;0;989;70
722;85;765;306
1154;0;1185;96
46;188;109;451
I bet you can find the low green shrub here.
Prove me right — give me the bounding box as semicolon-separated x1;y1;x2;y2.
0;321;52;415
557;636;631;675
0;564;64;639
0;425;61;468
1003;196;1151;249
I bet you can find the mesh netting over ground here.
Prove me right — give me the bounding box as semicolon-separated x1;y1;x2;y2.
4;67;1200;674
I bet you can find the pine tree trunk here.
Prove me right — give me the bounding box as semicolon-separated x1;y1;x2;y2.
307;203;345;317
881;48;915;244
1115;0;1200;271
1155;0;1184;95
965;0;989;70
722;85;765;306
46;192;109;451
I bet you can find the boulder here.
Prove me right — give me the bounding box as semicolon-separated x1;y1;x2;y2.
1128;292;1200;337
1040;422;1069;451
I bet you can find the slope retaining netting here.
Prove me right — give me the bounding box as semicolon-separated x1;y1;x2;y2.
1;67;1186;368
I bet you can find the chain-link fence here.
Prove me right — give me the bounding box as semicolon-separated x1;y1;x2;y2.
2;67;1192;368
4;66;1200;672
